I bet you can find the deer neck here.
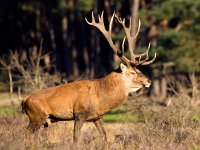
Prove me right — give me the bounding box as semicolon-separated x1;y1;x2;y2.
97;71;128;112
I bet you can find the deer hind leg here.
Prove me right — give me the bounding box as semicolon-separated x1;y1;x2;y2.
73;116;85;144
94;118;107;142
44;118;51;127
27;113;48;133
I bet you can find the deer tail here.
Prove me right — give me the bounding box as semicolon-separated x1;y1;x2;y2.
21;95;30;114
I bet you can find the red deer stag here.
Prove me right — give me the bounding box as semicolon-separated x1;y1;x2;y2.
21;11;156;143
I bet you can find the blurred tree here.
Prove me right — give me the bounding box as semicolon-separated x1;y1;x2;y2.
1;0;199;82
139;0;200;73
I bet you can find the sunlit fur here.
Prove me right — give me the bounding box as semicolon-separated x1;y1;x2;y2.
22;63;151;143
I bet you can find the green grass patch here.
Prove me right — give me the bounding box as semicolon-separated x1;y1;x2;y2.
103;108;144;123
192;112;200;122
0;106;17;116
193;145;200;150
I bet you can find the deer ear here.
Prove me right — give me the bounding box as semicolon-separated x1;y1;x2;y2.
120;63;127;72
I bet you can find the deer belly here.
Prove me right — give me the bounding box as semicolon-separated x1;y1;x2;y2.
50;106;74;120
85;114;103;121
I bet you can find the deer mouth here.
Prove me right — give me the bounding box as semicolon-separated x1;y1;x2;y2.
130;87;141;93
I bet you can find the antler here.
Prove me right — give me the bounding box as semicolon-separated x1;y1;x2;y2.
85;11;156;67
85;11;131;66
115;15;156;65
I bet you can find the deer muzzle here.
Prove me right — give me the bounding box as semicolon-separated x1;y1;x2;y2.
143;79;151;88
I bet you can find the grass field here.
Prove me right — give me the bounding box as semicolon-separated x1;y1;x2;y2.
1;93;200;150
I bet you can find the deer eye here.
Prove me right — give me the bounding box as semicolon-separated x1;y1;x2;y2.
130;71;136;74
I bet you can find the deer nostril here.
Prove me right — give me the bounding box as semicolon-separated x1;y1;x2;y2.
148;79;151;84
142;79;151;88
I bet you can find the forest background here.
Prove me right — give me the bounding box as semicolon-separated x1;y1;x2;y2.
0;0;200;149
0;0;199;97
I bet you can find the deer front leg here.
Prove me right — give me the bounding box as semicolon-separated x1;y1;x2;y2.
73;117;84;144
94;118;107;142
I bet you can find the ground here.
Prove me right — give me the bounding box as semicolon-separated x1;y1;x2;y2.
0;92;200;150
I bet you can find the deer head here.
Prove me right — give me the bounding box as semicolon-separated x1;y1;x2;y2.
85;11;156;92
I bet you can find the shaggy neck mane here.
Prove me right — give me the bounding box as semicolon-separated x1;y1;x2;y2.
97;69;128;112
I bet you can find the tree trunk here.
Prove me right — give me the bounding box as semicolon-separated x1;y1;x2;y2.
190;72;198;103
161;77;167;100
8;68;13;99
131;0;139;50
62;14;72;80
35;7;42;43
152;68;160;97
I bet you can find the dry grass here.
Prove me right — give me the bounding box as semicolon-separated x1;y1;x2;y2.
1;94;200;150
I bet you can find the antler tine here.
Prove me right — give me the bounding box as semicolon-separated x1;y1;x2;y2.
85;11;94;25
115;15;135;62
135;43;157;65
140;52;157;65
108;12;115;34
85;11;131;66
135;56;149;66
134;42;151;58
121;36;126;54
98;11;105;27
133;19;141;39
85;11;110;42
92;11;95;22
